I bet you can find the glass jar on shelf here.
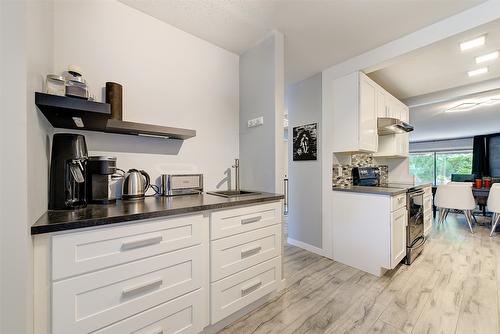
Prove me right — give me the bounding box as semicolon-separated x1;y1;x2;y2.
45;75;66;96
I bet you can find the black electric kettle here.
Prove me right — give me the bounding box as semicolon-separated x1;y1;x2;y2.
122;169;150;199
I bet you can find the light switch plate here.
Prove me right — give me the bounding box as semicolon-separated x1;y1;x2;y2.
247;116;264;128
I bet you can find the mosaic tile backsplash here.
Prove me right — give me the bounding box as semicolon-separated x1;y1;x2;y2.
332;153;388;187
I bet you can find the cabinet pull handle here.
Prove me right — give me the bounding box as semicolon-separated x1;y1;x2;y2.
241;280;262;296
121;235;163;251
122;278;163;297
241;216;262;225
145;327;163;334
241;245;262;258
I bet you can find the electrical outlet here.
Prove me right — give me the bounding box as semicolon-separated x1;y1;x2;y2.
247;116;264;128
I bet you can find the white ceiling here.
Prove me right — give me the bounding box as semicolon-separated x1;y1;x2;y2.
409;88;500;142
369;18;500;99
120;0;484;85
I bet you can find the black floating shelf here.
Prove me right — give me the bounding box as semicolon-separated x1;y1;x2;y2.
35;92;196;140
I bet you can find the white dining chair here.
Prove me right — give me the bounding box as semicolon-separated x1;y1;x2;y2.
434;183;476;233
488;183;500;236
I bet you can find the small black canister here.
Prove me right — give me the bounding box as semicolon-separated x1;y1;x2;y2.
105;82;123;120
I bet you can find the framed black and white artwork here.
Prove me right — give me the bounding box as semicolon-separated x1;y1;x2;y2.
293;123;318;161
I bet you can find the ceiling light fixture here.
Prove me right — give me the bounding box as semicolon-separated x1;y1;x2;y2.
446;102;478;113
476;51;499;64
468;67;488;77
460;35;486;51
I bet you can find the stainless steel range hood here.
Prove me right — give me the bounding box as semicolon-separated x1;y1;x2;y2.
377;117;414;135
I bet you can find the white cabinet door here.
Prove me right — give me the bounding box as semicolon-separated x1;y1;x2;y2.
359;74;378;152
400;104;410;122
332;72;377;153
390;207;407;268
376;90;388;118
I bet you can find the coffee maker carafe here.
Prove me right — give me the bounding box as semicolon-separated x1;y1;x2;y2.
49;133;88;210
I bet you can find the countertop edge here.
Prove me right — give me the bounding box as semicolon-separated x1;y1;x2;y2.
31;194;284;235
331;186;407;196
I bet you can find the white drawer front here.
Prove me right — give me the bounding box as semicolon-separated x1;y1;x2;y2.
53;246;203;334
424;209;433;236
210;202;281;240
211;257;281;324
52;214;206;280
211;224;281;282
391;193;407;212
423;195;432;212
93;289;205;334
423;186;432;198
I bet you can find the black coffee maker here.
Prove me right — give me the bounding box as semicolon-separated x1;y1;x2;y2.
49;133;88;210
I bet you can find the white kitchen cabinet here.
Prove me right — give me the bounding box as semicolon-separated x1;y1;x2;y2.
332;71;410;154
422;186;433;236
391;207;408;268
34;201;284;334
373;133;409;158
332;72;378;153
332;191;407;276
209;201;282;324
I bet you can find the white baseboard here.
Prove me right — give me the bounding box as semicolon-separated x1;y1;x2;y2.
287;237;328;257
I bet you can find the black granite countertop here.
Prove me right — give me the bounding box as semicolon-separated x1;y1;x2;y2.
32;192;284;235
332;182;432;196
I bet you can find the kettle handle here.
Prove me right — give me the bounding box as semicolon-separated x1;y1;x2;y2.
140;170;150;192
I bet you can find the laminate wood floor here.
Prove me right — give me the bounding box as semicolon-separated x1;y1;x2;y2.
219;214;500;334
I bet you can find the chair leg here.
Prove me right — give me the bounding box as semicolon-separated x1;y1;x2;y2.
464;210;474;234
444;209;450;222
438;208;447;224
472;213;478;225
490;213;500;237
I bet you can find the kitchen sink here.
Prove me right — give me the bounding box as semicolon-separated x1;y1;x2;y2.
207;190;261;198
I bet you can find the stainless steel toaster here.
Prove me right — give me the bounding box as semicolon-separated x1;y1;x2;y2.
161;174;203;196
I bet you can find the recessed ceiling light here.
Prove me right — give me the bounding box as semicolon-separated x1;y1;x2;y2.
446;102;478;112
460;35;486;51
476;51;499;64
468;67;488;77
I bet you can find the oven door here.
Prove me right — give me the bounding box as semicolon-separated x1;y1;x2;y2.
407;190;424;245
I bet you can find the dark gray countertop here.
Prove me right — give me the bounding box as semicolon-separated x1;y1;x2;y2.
332;185;408;195
31;192;284;235
332;182;432;196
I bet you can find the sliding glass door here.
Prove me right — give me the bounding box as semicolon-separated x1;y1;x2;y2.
409;150;473;185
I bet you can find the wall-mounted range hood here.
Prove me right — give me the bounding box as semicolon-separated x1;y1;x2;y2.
35;92;196;140
377;117;414;136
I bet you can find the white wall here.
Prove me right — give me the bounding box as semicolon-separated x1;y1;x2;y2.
1;1;53;333
239;32;285;193
286;73;323;249
53;0;239;191
1;3;29;334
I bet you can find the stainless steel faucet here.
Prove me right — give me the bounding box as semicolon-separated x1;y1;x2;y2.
232;158;240;192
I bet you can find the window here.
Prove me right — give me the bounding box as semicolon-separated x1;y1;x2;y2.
409;150;473;186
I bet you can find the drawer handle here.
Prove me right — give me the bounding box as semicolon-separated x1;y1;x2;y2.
241;245;262;258
121;235;163;251
241;216;262;225
122;278;163;298
145;327;163;334
241;280;262;296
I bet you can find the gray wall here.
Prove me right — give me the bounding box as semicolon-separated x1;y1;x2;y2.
239;33;284;192
410;137;473;152
286;73;323;248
